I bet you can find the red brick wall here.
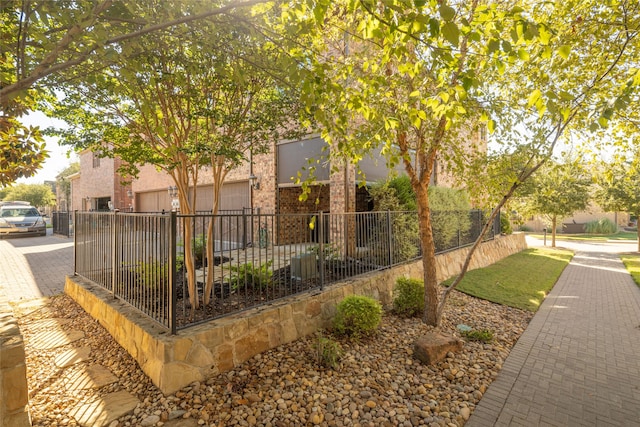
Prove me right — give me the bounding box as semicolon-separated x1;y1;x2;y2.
275;186;330;244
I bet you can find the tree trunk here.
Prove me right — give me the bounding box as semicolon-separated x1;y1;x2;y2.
180;191;199;314
551;215;557;248
203;159;226;305
416;189;439;326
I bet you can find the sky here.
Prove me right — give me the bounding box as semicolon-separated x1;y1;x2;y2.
16;111;78;185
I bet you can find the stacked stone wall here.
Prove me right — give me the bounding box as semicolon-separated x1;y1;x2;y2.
0;295;31;427
65;233;526;395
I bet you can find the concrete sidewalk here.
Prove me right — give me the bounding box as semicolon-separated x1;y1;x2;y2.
468;243;640;426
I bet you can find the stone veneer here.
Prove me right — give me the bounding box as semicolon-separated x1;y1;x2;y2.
0;296;31;427
64;233;527;396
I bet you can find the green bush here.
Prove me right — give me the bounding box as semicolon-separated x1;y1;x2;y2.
230;260;273;290
192;233;206;265
500;213;513;235
333;295;382;338
133;260;168;290
393;277;424;317
429;187;472;250
461;328;494;342
313;333;343;369
584;218;617;234
367;178;420;264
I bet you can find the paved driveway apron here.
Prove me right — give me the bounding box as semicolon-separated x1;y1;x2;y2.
469;239;640;426
0;232;73;301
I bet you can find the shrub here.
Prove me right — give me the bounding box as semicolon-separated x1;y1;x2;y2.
428;186;472;251
518;224;532;232
393;277;424;317
333;295;382;338
230;260;273;290
500;213;513;235
367;179;420;264
313;333;343;369
461;328;494;343
192;233;206;265
584;218;617;234
133;260;168;290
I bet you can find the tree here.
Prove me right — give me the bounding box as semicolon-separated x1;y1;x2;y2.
595;151;640;251
55;162;80;211
52;2;305;311
0;0;267;186
0;116;48;186
294;0;640;326
2;183;56;207
525;160;592;247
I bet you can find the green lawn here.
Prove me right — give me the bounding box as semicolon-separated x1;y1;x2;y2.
621;254;640;288
443;247;574;312
528;231;637;242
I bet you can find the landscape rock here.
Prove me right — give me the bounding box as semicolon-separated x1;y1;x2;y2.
413;332;464;365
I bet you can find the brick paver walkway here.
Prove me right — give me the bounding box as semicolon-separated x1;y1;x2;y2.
0;232;73;300
468;248;640;426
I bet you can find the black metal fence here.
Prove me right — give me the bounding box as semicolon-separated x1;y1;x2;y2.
52;211;72;237
73;209;499;333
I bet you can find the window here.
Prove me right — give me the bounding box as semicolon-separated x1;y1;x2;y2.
92;153;100;168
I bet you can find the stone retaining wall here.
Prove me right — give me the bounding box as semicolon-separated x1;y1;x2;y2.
0;296;31;427
65;233;526;395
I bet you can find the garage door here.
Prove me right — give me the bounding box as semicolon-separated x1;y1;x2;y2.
136;181;250;213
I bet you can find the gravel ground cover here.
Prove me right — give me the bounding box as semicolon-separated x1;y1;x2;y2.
16;290;532;427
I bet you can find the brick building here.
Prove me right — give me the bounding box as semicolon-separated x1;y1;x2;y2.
69;131;486;216
68;150;134;212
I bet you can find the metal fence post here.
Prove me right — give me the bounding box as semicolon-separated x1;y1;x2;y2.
111;210;118;296
169;211;177;334
242;209;247;249
318;211;325;290
386;210;393;266
73;210;78;275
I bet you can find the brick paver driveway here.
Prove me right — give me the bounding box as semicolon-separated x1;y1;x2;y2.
0;231;73;301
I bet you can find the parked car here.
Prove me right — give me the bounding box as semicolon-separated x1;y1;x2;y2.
0;201;47;237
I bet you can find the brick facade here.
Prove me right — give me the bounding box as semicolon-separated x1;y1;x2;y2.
70;151;133;211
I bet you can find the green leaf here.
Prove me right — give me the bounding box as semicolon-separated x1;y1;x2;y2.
487;119;495;134
442;22;459;47
517;48;530;60
558;45;571;59
488;39;500;54
439;4;456;22
539;25;551;45
409;90;421;98
527;89;542;108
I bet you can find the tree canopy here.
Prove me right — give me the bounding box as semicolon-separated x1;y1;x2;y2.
525;159;592;247
0;0;268;186
595;150;640;250
292;0;640;325
2;183;56;207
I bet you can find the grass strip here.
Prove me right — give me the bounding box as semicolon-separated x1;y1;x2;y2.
528;232;637;242
620;254;640;288
443;247;573;312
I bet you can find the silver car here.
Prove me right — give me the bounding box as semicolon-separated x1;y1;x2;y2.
0;202;47;237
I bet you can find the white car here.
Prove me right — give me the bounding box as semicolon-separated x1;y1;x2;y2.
0;202;47;237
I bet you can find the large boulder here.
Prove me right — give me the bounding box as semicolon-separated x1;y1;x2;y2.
413;332;463;365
